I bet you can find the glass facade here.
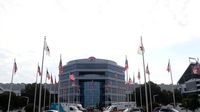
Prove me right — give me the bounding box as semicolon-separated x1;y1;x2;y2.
60;57;126;108
82;81;102;108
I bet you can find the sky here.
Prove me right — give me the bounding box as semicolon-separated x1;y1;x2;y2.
0;0;200;84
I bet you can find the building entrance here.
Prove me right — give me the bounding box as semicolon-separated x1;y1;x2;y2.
84;81;100;108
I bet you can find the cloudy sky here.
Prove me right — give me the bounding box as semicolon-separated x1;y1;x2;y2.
0;0;199;84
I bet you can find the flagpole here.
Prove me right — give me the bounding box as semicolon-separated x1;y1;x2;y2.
33;65;39;112
7;73;14;112
148;74;152;112
49;83;52;109
68;81;70;103
58;75;61;111
43;70;48;109
141;37;149;112
7;59;16;112
54;84;55;103
169;59;176;107
38;37;46;112
58;54;62;112
54;77;56;103
126;71;129;102
133;74;137;105
134;86;136;104
139;79;143;108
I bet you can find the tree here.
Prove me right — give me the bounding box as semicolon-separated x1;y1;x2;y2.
182;98;189;112
21;83;52;109
187;93;199;112
174;89;182;103
135;81;181;109
135;81;162;108
0;91;26;111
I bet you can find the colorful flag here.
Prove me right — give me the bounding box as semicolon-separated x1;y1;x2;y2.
59;55;63;75
193;61;199;74
51;74;53;84
138;70;141;80
146;64;150;75
128;77;132;84
125;56;129;71
54;76;57;84
133;75;135;84
46;70;50;80
13;59;17;74
167;60;171;72
44;39;50;55
137;36;145;54
37;65;42;76
69;72;75;81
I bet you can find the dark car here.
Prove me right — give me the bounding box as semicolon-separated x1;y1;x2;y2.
153;107;161;112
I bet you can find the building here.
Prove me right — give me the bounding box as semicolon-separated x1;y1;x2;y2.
177;62;200;98
59;57;126;108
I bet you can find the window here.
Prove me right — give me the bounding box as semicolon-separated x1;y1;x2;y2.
69;107;74;111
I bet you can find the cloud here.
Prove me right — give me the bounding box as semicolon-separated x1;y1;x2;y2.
0;0;199;84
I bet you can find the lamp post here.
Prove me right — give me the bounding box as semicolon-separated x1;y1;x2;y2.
153;94;158;103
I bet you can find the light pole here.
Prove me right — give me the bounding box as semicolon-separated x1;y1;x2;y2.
153;94;158;103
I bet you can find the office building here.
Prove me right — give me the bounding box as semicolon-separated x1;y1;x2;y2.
59;57;126;108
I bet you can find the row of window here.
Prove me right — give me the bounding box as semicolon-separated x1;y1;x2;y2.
60;80;125;88
63;64;124;73
59;87;125;93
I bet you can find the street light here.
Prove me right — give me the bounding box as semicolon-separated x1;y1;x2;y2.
153;94;158;103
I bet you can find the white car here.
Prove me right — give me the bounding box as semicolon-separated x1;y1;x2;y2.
159;107;179;112
123;107;143;112
46;110;58;112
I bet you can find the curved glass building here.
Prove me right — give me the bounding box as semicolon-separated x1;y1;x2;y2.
59;57;126;108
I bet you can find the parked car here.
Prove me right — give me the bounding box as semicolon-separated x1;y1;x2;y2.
158;107;179;112
46;110;58;112
153;107;161;112
123;107;144;112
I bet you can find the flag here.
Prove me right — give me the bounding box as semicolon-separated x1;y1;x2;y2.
137;36;145;54
46;70;50;80
69;72;75;81
128;77;132;84
37;65;42;76
167;60;171;72
125;56;129;71
193;61;199;74
133;75;135;84
59;55;63;75
13;59;17;74
54;76;57;84
44;39;50;55
51;74;53;84
146;64;150;75
138;70;141;80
